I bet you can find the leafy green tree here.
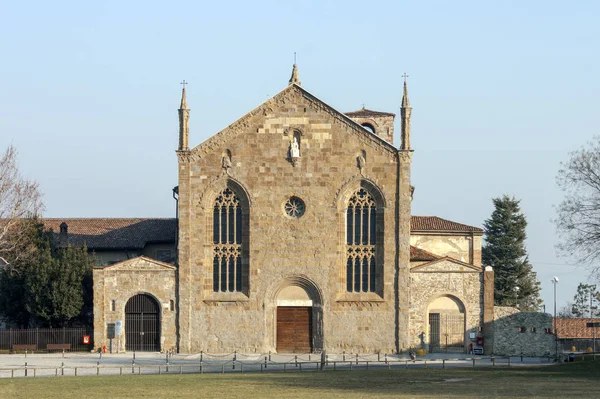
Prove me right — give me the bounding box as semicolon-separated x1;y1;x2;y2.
482;195;542;310
571;283;600;318
0;218;94;327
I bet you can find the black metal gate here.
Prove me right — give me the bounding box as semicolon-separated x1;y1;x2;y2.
429;313;441;351
429;312;465;353
125;294;160;352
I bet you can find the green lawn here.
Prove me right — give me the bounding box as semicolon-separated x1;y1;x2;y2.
0;361;598;399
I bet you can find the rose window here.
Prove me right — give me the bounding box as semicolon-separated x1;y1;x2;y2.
284;197;306;218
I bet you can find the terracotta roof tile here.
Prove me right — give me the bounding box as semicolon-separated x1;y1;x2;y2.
410;246;440;261
555;318;600;339
38;215;481;251
42;218;177;250
345;108;395;118
411;216;483;233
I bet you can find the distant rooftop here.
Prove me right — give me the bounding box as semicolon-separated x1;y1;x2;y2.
41;215;482;251
556;318;600;339
43;218;177;250
410;246;440;262
345;107;395;118
411;216;483;233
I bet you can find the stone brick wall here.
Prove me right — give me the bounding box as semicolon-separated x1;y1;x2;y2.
492;308;554;356
176;85;411;353
93;257;177;353
346;115;394;144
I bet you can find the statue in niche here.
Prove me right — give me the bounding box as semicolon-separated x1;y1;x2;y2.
286;130;302;167
222;151;232;175
290;137;300;159
357;150;366;175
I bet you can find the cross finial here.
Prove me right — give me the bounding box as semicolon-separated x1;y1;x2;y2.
179;80;188;109
361;103;366;109
294;52;297;65
402;73;409;83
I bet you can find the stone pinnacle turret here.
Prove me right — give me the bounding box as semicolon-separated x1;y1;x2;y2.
178;81;190;151
400;73;412;150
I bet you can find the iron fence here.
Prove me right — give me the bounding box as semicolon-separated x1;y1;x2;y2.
560;338;600;353
0;328;92;352
0;355;560;379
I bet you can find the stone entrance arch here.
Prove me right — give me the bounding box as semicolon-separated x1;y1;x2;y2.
271;277;323;353
125;293;161;352
427;295;466;353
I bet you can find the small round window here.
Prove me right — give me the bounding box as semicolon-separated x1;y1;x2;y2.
284;197;306;218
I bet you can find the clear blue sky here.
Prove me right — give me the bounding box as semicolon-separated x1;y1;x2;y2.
1;0;599;310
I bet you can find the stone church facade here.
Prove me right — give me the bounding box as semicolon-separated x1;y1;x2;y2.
84;65;494;354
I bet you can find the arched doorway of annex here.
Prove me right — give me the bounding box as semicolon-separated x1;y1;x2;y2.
270;276;323;354
125;293;161;352
426;294;466;354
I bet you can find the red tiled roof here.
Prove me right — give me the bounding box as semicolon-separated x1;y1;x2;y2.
555;318;600;339
345;108;395;118
411;216;483;233
39;215;481;251
42;218;177;250
410;246;440;262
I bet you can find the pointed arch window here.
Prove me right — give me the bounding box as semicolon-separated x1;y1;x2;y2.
213;187;244;292
346;188;378;293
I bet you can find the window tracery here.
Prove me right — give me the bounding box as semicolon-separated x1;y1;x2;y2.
346;188;378;292
213;188;244;292
284;196;305;218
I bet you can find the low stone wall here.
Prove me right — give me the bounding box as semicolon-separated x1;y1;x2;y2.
493;309;554;356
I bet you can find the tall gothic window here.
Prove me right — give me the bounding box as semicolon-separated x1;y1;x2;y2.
213;188;243;292
346;188;377;292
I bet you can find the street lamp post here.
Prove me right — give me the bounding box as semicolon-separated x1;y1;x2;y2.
552;276;559;360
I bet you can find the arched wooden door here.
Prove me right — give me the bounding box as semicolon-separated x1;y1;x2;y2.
276;285;314;353
125;294;160;352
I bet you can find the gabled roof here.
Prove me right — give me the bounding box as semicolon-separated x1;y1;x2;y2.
345;108;396;118
100;256;176;271
42;218;177;250
188;84;398;158
411;216;483;233
555;318;600;339
410;257;483;272
410;246;440;262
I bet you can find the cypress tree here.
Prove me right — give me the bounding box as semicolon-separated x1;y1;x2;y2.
482;195;542;310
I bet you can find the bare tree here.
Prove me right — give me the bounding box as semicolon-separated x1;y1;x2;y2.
558;301;576;318
0;145;43;260
556;136;600;276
